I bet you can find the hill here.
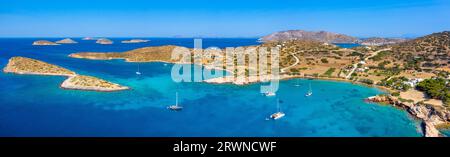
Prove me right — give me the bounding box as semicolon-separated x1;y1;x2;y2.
391;31;450;70
259;30;358;43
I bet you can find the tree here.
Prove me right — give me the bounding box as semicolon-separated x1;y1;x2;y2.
359;79;374;85
416;78;449;106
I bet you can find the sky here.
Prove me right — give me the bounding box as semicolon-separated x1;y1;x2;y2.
0;0;449;38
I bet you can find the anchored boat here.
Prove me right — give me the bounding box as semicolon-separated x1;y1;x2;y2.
270;99;285;120
168;92;183;111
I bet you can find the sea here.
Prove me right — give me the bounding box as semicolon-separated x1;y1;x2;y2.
0;38;421;137
334;43;362;48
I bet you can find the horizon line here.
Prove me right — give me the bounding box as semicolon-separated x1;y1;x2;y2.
0;35;423;39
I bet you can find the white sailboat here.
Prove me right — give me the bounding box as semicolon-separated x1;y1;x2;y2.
265;91;276;97
168;92;183;111
136;64;142;75
294;79;301;87
270;99;285;120
135;57;142;75
305;83;312;97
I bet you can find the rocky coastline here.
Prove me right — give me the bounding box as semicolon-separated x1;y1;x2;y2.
366;95;450;137
61;75;129;92
203;71;449;137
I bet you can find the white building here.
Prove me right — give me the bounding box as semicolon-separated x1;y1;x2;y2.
403;78;424;87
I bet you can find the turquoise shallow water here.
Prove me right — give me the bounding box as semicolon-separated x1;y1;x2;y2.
0;38;421;137
442;130;450;137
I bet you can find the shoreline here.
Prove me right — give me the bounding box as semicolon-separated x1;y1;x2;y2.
5;72;131;92
202;73;394;94
366;95;449;137
3;57;130;92
74;55;394;93
70;54;236;74
283;75;395;93
68;56;450;137
60;76;130;92
3;71;76;77
70;53;398;95
203;72;447;137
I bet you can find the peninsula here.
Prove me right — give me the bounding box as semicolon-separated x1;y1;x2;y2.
3;57;129;92
69;45;182;63
260;30;359;43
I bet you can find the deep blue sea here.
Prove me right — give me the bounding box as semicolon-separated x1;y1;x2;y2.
0;38;421;137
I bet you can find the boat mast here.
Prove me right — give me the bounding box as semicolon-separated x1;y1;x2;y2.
277;99;281;112
176;92;178;107
309;83;312;92
136;56;140;73
134;56;140;74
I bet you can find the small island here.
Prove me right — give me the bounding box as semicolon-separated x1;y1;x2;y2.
3;56;75;76
121;39;150;44
32;40;59;46
69;45;180;63
366;95;449;137
56;38;78;44
3;57;129;92
96;38;113;44
61;75;129;92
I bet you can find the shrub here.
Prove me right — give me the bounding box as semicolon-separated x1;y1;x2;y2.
370;51;392;61
357;63;363;68
377;61;391;69
378;76;411;91
349;51;364;57
359;78;374;85
323;68;336;77
416;78;449;106
391;92;400;96
312;73;319;77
